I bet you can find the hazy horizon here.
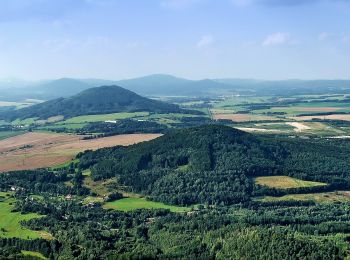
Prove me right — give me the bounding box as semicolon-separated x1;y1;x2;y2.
1;74;350;84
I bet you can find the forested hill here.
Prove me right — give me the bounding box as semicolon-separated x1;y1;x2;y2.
0;85;184;120
78;125;287;205
78;124;350;206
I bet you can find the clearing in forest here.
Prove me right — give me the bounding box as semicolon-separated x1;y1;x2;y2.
0;192;49;239
255;176;327;189
103;197;191;213
259;191;350;203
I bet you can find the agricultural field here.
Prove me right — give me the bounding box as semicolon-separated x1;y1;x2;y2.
0;192;47;239
259;191;350;203
103;197;191;213
206;93;350;136
255;176;327;189
63;112;150;124
292;114;350;122
0;132;161;172
213;113;278;122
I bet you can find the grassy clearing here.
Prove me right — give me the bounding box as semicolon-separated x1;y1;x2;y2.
21;251;47;260
51;159;79;170
104;197;191;213
0;192;45;239
64;112;150;124
83;176;117;196
255;176;327;189
11;118;37;125
259;191;350;203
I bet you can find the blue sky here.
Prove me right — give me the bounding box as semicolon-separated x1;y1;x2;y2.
0;0;349;80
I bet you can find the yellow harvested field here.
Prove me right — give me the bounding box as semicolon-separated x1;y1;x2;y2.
291;114;350;122
255;176;327;189
260;191;350;203
213;113;276;122
0;132;161;172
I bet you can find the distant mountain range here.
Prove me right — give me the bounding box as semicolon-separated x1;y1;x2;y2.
0;85;183;121
1;74;350;101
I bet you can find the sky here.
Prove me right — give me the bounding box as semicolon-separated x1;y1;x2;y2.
0;0;349;80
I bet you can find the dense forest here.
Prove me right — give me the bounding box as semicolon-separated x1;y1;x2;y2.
1;125;350;259
0;168;349;259
77;125;350;205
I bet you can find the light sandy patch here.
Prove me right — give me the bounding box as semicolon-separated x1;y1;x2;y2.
236;127;282;133
291;114;350;122
0;132;161;172
328;136;350;139
213;113;276;122
286;122;311;132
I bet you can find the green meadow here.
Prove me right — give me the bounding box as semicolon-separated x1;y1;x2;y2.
63;112;150;124
0;192;44;239
21;251;48;260
104;197;190;213
0;131;25;140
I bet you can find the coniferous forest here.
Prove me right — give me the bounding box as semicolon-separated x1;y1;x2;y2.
1;125;350;259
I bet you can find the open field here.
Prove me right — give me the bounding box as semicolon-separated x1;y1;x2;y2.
103;197;191;213
213;113;278;122
286;122;311;132
260;106;349;115
255;176;327;189
63;112;150;124
0;192;47;239
83;176;117;196
259;191;350;203
21;251;47;260
0;132;161;172
292;114;350;122
236;127;283;133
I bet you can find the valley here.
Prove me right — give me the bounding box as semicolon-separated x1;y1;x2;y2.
1;82;350;259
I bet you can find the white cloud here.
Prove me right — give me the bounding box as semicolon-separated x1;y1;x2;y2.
196;35;214;48
262;32;298;46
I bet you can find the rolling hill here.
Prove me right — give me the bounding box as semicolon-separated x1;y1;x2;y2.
2;75;350;102
78;124;350;206
115;74;237;96
0;85;184;121
78;125;287;205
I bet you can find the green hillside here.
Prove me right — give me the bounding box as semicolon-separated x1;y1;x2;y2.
0;85;183;121
78;125;350;206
